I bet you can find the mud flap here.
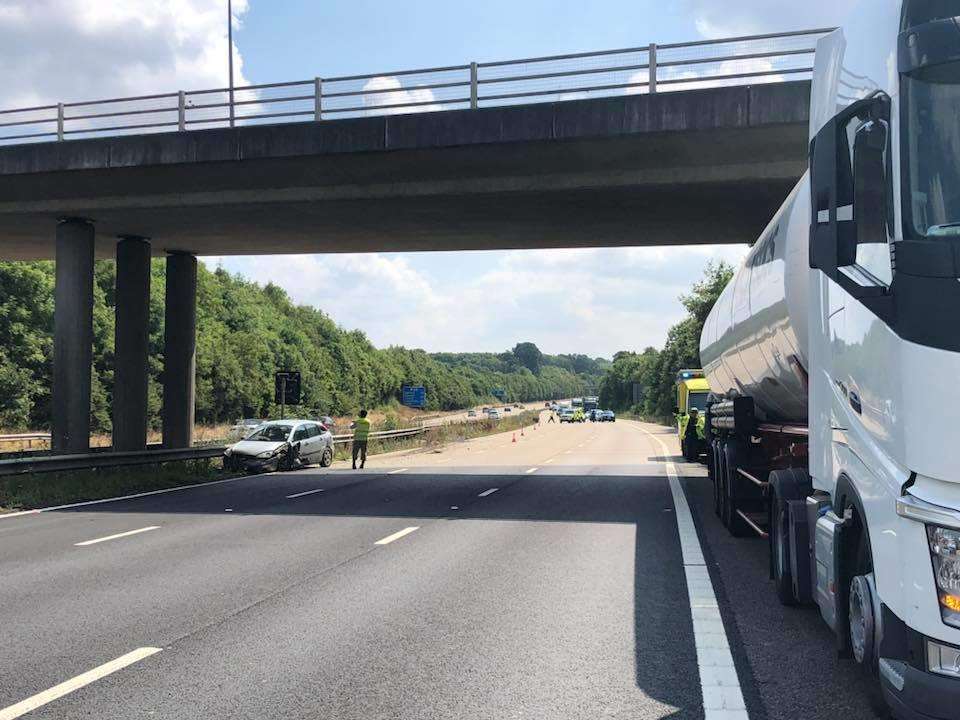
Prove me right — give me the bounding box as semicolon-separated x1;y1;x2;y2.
788;499;813;604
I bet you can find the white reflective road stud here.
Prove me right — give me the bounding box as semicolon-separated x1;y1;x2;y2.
0;647;162;720
635;423;749;720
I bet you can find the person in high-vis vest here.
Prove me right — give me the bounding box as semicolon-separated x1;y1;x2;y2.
350;409;371;469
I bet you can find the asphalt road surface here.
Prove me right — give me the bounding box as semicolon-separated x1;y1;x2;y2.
0;418;886;719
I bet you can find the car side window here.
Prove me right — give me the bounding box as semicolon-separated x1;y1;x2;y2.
293;426;310;442
306;424;320;438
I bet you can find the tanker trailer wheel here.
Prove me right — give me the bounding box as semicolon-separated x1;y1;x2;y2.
722;440;749;537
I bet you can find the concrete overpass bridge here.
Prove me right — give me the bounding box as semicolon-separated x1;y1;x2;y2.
0;28;830;456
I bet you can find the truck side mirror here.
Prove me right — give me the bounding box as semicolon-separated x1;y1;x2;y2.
810;92;890;278
853;120;888;246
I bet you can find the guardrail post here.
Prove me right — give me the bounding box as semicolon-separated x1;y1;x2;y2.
470;62;478;109
314;77;323;121
178;91;186;131
648;43;657;93
56;103;64;141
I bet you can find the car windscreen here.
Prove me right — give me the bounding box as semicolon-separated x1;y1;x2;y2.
246;425;292;442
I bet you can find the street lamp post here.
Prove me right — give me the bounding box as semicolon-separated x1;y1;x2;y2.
228;0;235;128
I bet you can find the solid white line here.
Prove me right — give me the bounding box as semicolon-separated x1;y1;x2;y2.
374;526;420;545
634;422;749;720
388;468;408;474
544;458;554;464
286;488;324;498
525;467;538;474
0;647;161;720
74;526;160;547
478;488;499;497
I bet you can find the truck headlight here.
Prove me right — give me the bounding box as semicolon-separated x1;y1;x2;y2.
927;525;960;627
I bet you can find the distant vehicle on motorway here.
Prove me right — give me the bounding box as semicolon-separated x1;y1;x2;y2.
587;409;601;422
559;408;579;423
544;402;551;408
467;410;477;417
600;410;615;422
224;419;333;473
488;409;501;420
504;407;512;413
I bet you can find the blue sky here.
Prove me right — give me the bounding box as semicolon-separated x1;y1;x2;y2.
235;1;701;84
1;0;857;357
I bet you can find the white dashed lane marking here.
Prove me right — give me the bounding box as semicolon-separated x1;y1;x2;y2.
0;647;162;720
73;526;160;547
286;488;324;499
374;527;420;546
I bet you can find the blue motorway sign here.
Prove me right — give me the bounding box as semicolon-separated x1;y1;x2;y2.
401;384;427;408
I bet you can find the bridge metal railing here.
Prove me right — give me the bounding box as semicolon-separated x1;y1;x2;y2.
0;28;833;146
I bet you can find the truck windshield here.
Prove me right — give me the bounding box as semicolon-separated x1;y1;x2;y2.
688;392;709;412
903;61;960;239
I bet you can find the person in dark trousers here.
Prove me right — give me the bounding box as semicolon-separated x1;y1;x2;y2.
351;409;371;469
684;407;700;461
548;411;556;423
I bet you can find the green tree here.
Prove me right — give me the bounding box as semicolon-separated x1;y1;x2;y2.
598;260;734;417
512;342;543;375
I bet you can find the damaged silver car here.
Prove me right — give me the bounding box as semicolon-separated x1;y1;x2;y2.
224;419;334;473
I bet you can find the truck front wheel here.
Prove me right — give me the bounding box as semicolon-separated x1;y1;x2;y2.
849;573;877;669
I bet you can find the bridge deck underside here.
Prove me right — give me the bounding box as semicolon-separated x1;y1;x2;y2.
0;83;811;259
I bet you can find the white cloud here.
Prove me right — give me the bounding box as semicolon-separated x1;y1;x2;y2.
0;0;249;115
211;245;748;358
361;76;442;115
683;0;858;38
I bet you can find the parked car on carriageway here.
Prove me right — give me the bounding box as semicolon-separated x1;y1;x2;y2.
558;408;575;423
600;410;616;422
488;409;502;420
467;410;477;417
224;419;333;473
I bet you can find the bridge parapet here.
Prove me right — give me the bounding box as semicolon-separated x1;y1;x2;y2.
0;28;833;147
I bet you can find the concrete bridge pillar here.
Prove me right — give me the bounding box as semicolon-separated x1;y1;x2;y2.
162;252;197;449
112;236;152;451
52;218;95;453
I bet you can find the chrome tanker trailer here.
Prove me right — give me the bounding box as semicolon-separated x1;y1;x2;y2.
700;2;960;717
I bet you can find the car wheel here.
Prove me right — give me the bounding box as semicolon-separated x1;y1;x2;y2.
320;446;333;467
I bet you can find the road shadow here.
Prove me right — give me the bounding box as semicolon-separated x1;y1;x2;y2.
51;469;702;717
